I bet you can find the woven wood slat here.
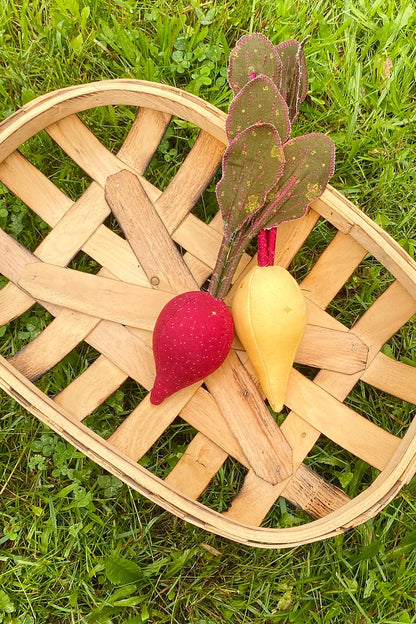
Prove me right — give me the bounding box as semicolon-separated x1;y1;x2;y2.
117;107;172;172
0;284;34;325
294;325;368;374
361;353;416;405
164;435;229;501
54;356;128;421
0;150;73;224
274;209;321;268
153;129;224;234
103;169;293;485
301;230;367;308
286;369;400;470
19;262;173;330
9;308;101;381
1;80;415;546
173;213;222;271
108;389;200;461
230;282;416;525
315;188;416;300
170;384;352;515
106;170;196;293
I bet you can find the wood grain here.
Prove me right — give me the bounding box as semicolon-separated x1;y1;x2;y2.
0;79;415;547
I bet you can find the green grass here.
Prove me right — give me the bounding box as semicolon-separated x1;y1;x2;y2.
0;0;416;622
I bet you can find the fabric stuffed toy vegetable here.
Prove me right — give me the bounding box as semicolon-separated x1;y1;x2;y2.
150;33;335;406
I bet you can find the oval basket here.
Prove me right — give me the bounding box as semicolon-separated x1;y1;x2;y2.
0;80;415;548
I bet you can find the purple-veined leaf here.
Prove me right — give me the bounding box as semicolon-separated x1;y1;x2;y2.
275;39;309;121
228;33;283;95
259;133;335;229
216;123;285;236
226;75;291;143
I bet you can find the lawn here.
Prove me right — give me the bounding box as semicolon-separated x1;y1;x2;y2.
0;0;416;622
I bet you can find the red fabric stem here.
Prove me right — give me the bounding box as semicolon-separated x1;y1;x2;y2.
257;229;269;266
267;227;277;265
257;228;277;266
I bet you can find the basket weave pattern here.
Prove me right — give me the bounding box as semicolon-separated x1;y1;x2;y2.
0;80;415;547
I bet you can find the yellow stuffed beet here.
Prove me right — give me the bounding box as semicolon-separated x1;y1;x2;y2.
232;264;307;412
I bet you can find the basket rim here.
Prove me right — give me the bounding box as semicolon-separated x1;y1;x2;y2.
0;78;415;547
1;78;415;294
1;354;415;548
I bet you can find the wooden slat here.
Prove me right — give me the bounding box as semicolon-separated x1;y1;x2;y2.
205;349;293;482
314;186;416;300
0;228;41;284
0;229;61;318
14;243;163;380
225;282;416;526
0;282;33;325
117;107;171;172
361;352;416;405
296;324;368;374
223;470;281;525
108;385;199;460
103;170;294;485
0;150;72;225
54;356;128;421
0;152;219;292
354;280;416;349
46;115;128;188
9;308;100;381
285;369;401;470
301;231;367;308
231;348;401;472
316;280;416;400
82;225;151;287
164;434;228;500
105;170;195;293
274;208;321;268
154;129;224;234
85;320;156;389
34;183;109;265
224;463;351;523
173;213;222;271
19;262;173;330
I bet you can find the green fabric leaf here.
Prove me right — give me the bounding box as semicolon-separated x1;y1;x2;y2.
226;75;291;143
275;39;309;121
228;33;283;94
260;133;335;229
216;123;284;236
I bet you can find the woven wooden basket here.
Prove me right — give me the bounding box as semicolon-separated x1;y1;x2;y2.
1;80;415;548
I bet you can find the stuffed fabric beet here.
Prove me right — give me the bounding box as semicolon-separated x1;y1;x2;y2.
150;291;234;405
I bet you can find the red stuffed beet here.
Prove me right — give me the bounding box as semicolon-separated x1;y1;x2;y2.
150;291;234;405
